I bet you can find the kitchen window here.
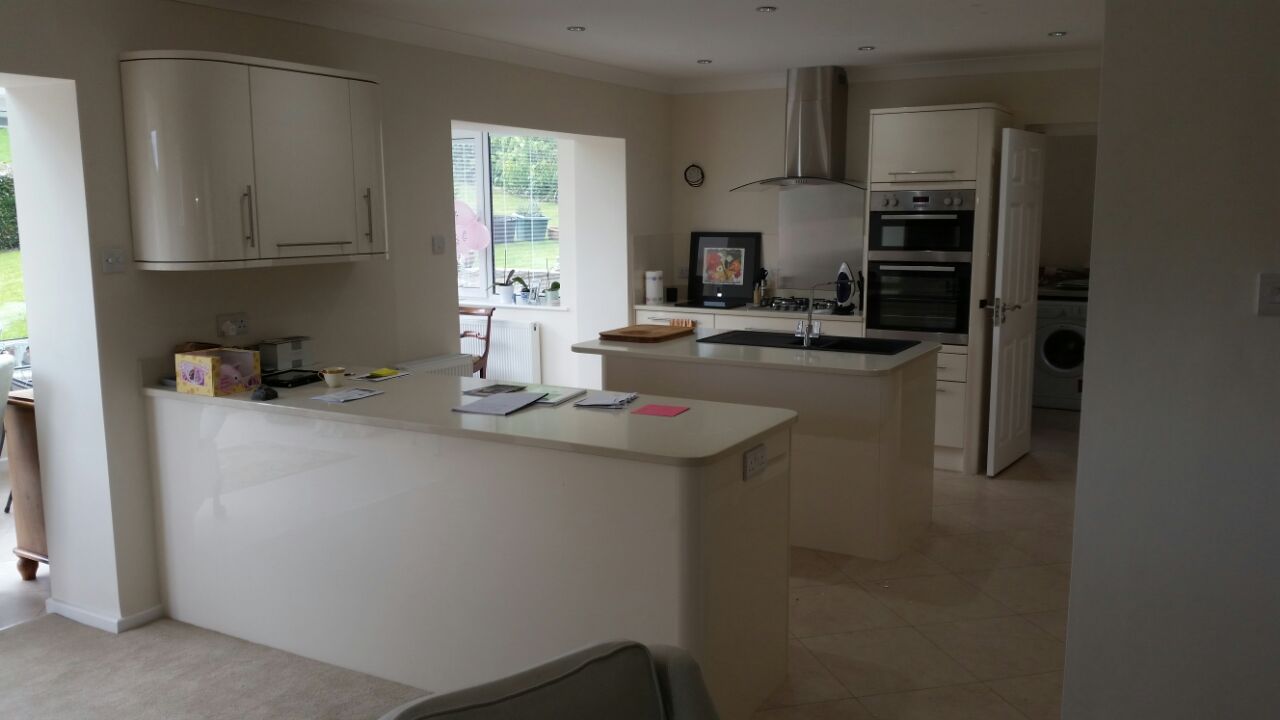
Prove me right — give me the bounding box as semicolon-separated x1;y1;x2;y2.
453;129;560;299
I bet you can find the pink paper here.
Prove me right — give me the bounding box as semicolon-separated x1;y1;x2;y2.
632;404;689;418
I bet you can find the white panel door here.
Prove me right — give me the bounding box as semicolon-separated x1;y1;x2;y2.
349;80;387;255
121;59;258;263
870;110;980;183
250;67;357;257
987;129;1047;476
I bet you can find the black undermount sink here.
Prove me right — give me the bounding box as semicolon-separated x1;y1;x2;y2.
697;330;919;356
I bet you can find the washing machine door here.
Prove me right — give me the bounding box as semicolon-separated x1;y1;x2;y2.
1037;323;1086;376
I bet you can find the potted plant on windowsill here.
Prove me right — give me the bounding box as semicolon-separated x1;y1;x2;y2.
546;281;561;306
492;270;527;304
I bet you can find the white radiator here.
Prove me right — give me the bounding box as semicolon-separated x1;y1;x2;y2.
396;353;474;377
459;317;542;383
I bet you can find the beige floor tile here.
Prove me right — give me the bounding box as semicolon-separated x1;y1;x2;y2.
858;574;1014;626
754;698;875;720
763;639;853;708
987;671;1064;720
858;683;1026;720
792;547;852;590
960;565;1071;613
1022;609;1069;641
946;498;1073;533
914;532;1035;573
926;505;979;536
802;627;975;697
1006;528;1074;564
917;616;1065;681
790;583;908;638
830;551;950;582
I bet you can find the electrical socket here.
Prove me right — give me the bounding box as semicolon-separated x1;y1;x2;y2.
216;312;249;338
743;444;768;481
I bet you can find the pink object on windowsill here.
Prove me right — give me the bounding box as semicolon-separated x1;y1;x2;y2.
632;404;689;418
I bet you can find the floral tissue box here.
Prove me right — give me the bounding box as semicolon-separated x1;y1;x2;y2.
176;348;262;397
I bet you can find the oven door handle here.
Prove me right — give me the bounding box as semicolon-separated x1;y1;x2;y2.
879;214;960;221
878;265;957;273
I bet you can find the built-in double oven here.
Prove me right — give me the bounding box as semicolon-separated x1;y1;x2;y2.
865;189;976;345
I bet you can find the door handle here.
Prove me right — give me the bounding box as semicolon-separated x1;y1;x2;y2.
880;265;957;273
241;185;256;248
880;214;960;221
363;188;374;242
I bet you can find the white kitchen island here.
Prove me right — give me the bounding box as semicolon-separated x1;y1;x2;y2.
574;331;938;561
144;373;795;720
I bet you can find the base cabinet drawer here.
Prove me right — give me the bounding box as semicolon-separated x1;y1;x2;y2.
711;315;797;333
821;320;864;338
635;311;716;328
935;380;966;448
937;352;968;382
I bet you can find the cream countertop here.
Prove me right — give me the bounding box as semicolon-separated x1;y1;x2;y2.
574;330;938;377
635;303;863;321
143;371;795;467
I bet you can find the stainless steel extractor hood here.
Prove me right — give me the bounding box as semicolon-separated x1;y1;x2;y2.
731;66;865;192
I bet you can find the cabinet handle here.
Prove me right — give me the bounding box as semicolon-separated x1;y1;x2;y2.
363;187;374;243
275;241;355;247
888;170;957;175
242;185;256;248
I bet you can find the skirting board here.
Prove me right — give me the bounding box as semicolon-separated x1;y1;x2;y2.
46;598;164;634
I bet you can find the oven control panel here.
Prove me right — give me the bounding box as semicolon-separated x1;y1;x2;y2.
871;189;976;212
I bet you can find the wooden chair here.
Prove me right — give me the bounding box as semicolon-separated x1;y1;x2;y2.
459;306;496;379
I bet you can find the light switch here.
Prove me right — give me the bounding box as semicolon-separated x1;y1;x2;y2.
1258;273;1280;316
101;247;127;274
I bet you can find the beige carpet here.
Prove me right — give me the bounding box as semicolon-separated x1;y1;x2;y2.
0;615;425;719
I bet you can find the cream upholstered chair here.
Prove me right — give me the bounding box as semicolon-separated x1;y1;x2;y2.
378;641;719;720
0;353;15;514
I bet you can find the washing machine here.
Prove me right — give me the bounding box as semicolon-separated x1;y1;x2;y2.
1034;297;1087;410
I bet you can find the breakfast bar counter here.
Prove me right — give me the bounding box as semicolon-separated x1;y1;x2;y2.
144;373;795;720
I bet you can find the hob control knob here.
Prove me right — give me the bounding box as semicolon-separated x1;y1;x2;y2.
952;195;963;207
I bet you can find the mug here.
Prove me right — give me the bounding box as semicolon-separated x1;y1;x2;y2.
319;366;346;388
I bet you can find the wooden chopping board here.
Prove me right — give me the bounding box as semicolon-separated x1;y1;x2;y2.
598;325;695;343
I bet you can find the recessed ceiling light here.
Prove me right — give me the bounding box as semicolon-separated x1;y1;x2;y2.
756;5;777;12
696;59;713;65
566;25;586;32
858;46;876;51
1048;31;1068;37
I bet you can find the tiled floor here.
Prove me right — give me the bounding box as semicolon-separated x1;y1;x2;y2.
0;469;51;631
757;409;1078;720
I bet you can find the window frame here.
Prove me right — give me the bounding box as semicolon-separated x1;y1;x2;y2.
453;129;494;300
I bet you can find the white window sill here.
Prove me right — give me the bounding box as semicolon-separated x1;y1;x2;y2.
460;299;571;313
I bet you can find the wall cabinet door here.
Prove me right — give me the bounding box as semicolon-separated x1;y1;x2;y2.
935;380;967;448
870;110;980;183
250;67;357;258
122;60;259;263
349;80;387;255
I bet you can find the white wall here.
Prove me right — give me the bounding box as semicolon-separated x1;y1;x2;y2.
1040;133;1097;269
1064;1;1280;716
668;68;1101;295
5;79;136;624
0;0;669;623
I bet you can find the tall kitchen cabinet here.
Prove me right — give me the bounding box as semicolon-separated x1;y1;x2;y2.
121;52;388;270
866;104;1012;474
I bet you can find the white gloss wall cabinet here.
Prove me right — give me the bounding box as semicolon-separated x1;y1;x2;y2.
120;59;258;264
869;107;981;183
120;51;388;270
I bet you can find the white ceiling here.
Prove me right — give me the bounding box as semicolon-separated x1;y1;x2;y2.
180;0;1105;92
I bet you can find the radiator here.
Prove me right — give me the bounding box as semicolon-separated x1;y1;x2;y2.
459;317;542;384
396;353;474;377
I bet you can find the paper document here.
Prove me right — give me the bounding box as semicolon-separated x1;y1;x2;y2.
357;368;410;382
312;388;384;404
463;383;526;397
526;385;588;406
453;391;547;416
574;391;639;409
